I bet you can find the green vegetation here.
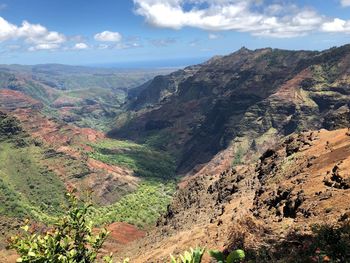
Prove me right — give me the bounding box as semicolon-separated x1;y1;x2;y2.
87;138;177;228
144;130;173;150
0;113;66;221
232;146;244;167
91;181;175;228
0;65;175;131
10;193;113;263
208;249;245;263
170;248;245;263
88;138;176;180
171;248;205;263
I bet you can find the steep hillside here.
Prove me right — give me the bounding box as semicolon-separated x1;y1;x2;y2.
0;88;176;245
110;45;350;174
0;65;174;130
117;128;350;262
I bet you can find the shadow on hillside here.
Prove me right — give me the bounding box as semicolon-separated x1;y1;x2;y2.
225;218;350;263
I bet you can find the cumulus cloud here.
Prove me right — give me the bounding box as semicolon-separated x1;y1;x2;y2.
94;31;122;42
0;16;66;50
73;42;89;50
0;17;17;41
340;0;350;7
133;0;350;37
321;18;350;33
19;21;66;45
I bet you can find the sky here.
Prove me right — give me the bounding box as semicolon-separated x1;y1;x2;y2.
0;0;350;67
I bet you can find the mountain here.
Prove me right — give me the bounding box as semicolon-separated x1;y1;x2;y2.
2;45;350;261
109;45;350;174
117;128;350;262
0;67;178;250
0;64;174;130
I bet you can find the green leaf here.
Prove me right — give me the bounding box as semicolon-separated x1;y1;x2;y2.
16;258;23;263
170;254;177;263
208;250;225;263
28;251;36;257
21;225;29;232
227;249;245;263
192;247;205;263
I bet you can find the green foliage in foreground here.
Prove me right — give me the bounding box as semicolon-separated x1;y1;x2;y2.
171;248;205;263
90;181;175;228
208;249;245;263
88;139;176;180
170;248;245;263
10;193;112;263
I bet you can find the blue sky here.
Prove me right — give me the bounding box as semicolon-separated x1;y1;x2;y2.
0;0;350;66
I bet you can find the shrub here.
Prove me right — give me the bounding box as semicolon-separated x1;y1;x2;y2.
307;223;350;262
9;192;111;263
170;247;205;263
170;248;246;263
209;249;246;263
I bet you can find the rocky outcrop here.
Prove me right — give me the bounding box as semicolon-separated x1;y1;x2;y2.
121;128;350;262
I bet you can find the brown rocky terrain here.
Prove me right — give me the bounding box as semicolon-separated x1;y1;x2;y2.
2;45;350;262
113;128;350;262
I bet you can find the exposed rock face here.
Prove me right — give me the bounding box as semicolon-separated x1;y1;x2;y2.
110;45;350;174
119;128;350;262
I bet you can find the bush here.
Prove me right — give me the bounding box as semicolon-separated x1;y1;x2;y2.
209;249;245;263
170;248;205;263
9;192;112;263
170;248;245;263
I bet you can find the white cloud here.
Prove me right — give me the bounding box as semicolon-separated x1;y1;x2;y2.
69;35;86;42
115;42;142;49
208;33;220;39
19;21;66;45
0;17;17;41
28;43;60;51
321;18;350;33
6;44;21;51
150;37;176;47
0;16;66;50
189;39;198;47
97;43;110;49
73;42;89;50
94;31;122;42
133;0;350;37
340;0;350;7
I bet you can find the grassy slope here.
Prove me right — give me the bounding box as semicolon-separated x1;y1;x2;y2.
0;114;66;222
87;138;177;227
0;142;66;220
88;139;176;180
91;181;175;228
0;112;176;228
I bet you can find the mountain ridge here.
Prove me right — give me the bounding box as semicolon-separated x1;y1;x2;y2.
109;44;350;174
